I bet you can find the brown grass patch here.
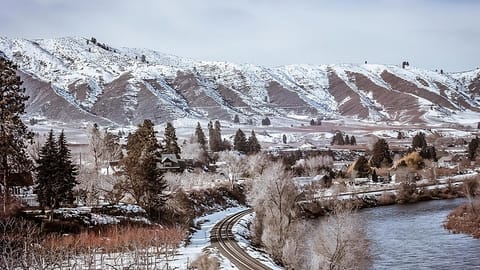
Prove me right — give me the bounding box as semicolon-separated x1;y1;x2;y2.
444;201;480;238
42;225;185;253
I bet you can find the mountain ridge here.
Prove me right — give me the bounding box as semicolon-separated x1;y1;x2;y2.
1;36;479;127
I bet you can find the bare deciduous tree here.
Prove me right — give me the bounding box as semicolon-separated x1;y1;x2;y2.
217;151;245;188
181;141;207;163
304;155;334;177
464;176;479;216
312;200;370;270
249;162;304;266
244;153;270;178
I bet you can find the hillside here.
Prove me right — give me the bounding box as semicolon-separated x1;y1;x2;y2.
1;36;479;127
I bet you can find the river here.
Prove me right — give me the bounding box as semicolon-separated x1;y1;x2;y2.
362;198;480;269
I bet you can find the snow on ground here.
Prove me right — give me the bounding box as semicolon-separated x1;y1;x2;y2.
232;213;284;270
172;206;248;269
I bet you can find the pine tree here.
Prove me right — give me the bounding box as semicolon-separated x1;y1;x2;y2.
350;135;356;145
123;119;167;219
56;130;78;206
233;114;240;124
468;137;479;161
208;121;215;151
35;130;78;209
0;57;33;212
35;130;58;209
164;122;181;157
261;117;271;126
372;169;378;182
353;156;370;178
195;122;206;150
234;129;248;153
222;138;232;151
214;120;222;148
371;138;392;168
103;130;123;161
412;132;427;149
345;135;350;145
331;131;344;145
247;130;261;154
208;120;223;152
139;150;167;220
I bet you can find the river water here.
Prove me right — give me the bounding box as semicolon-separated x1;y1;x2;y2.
362;198;480;269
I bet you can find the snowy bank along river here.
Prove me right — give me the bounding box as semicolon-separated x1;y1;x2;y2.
355;198;480;269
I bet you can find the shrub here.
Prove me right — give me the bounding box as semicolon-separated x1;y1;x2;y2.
191;253;220;270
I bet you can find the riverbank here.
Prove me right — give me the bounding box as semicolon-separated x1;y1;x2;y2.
299;183;464;218
444;201;480;238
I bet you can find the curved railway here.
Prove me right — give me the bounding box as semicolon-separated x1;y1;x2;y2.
211;209;271;270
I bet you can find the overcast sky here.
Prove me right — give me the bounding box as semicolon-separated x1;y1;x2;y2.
1;0;479;71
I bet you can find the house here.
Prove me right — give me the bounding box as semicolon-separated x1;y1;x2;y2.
0;172;38;207
157;154;182;172
0;172;33;195
299;142;317;151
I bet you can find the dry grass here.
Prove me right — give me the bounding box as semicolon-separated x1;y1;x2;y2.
43;225;185;253
376;192;396;205
444;201;480;238
1;218;187;269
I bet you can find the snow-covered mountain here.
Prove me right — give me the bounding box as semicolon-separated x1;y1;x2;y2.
1;36;479;126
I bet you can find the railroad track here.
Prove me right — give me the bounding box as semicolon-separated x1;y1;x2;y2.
211;209;271;270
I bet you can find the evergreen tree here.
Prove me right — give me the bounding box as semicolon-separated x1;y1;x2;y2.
222;138;232;151
208;120;223;152
164;122;181;157
412;132;427;149
35;130;58;209
103;130;123;161
35;130;78;209
123;119;167;219
420;145;437;161
371;138;392;168
345;135;350;145
233;129;248;153
353;156;370;178
233;114;240;124
261;117;271;126
139;150;167;220
195;122;207;150
214;120;222;146
331;131;345;145
0;57;33;212
372;169;378;182
468;137;479;161
56;130;78;206
247;130;261;154
208;121;215;151
350;135;356;145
